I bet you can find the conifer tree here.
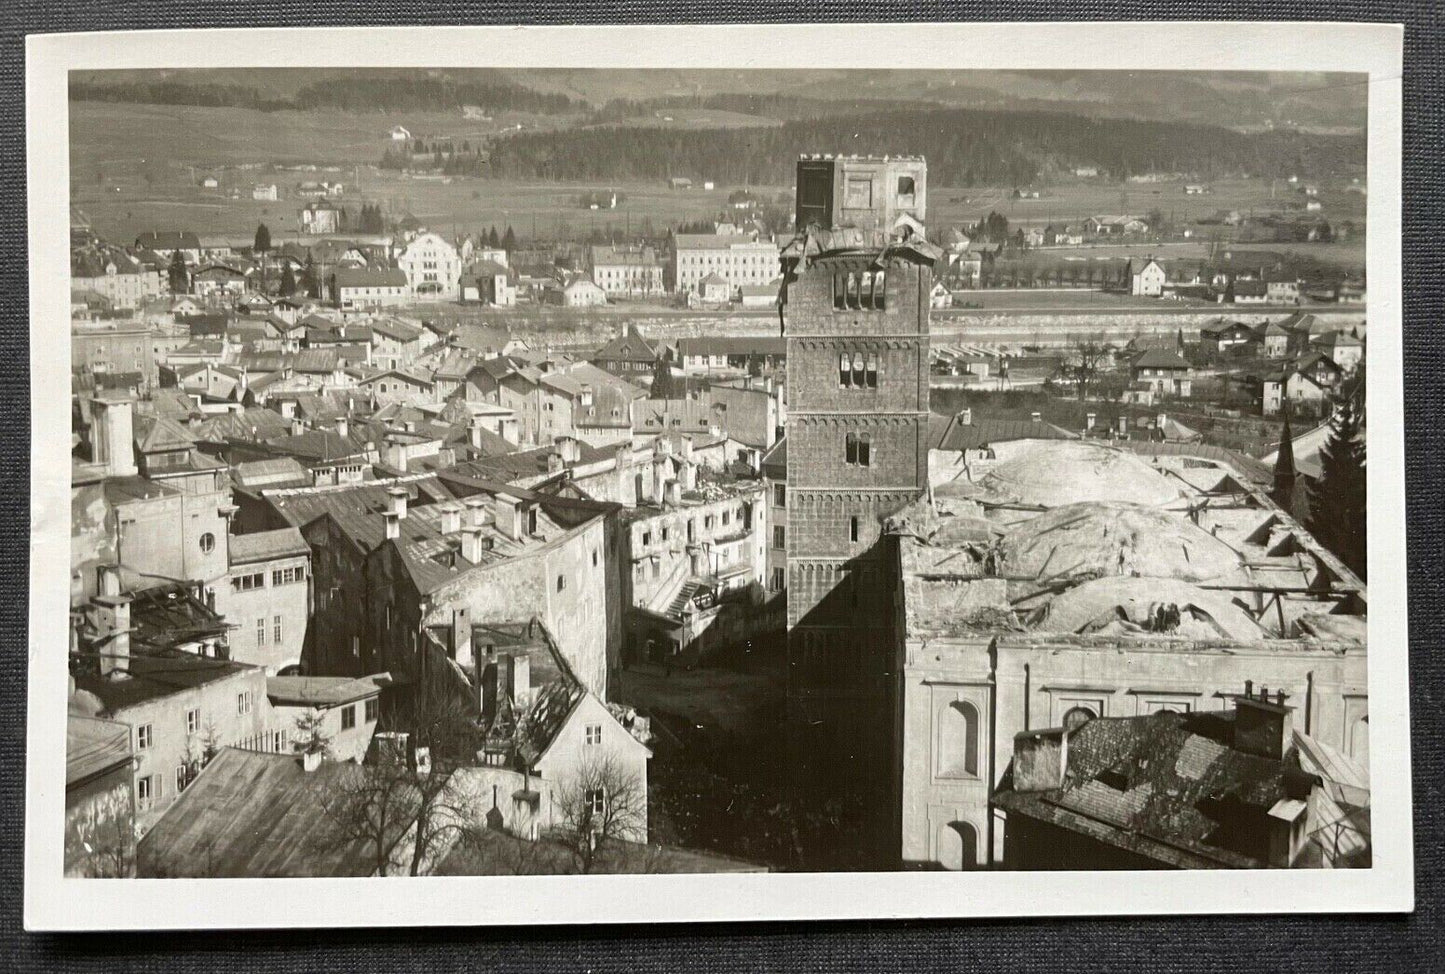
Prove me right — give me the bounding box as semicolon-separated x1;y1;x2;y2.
1307;393;1367;578
167;249;189;294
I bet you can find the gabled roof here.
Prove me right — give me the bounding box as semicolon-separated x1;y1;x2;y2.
266;673;391;708
1132;348;1192;370
133;415;196;454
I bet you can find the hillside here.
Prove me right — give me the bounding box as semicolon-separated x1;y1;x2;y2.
485;108;1363;186
69;67;1366;134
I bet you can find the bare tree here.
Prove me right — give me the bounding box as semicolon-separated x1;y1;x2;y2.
321;671;486;876
551;753;648;874
1061;333;1114;401
319;758;420;877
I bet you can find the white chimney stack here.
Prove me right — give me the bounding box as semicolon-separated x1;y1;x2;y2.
461;526;488;563
493;493;523;540
1030;411;1041;423
439;503;462;535
463;496;488;528
383;511;400;541
1086;412;1096;430
386;486;408;520
336;416;350;439
94;593;133;679
959;407;973;426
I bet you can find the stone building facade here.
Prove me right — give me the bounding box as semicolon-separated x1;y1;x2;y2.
781;155;936;763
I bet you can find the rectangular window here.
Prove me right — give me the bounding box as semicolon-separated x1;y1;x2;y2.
774;484;786;507
231;572;265;592
137;774;153;808
341;705;357;730
271;566;305;586
770;567;786;591
175;764;189;794
186;708;200;735
641;530;651;547
850;516;860;543
365;697;379;723
351;636;360;658
274;615;283;644
556;575;566;592
237;691;252;716
586;788;606;815
256;618;266;646
773;525;786;550
585;724;602;746
844;176;873;209
722;510;731;526
136;723;152;751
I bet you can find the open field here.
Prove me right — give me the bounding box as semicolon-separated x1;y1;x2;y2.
72;100;1369;252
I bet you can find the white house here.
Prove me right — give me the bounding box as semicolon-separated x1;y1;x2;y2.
390;125;412;142
1130;259;1167;297
396;231;462;302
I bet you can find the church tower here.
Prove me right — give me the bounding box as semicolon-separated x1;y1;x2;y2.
781;154;938;766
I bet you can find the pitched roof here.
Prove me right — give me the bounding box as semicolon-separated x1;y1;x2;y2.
229;526;311;565
73;649;254;715
1133;348;1192;369
993;710;1321;869
137;748;422;878
133;415;197;454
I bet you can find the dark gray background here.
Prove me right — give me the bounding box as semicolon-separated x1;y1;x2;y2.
2;3;1439;970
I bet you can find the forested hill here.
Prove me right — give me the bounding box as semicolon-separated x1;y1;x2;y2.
69;76;585;115
488;108;1362;186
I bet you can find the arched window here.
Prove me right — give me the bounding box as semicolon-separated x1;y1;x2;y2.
871;271;886;309
839;352;851;387
858;271;873;307
845;272;859;310
938;699;981;777
936;820;978;871
1063;706;1096;731
844;432;858;465
857;432;871;467
865;352;879;388
1351;715;1369;766
199;532;215;554
852;352;866;388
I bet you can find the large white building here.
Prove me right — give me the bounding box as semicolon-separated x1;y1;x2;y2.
672;234;780;298
396;231;462;302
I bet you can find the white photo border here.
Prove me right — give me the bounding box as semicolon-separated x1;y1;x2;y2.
25;21;1410;930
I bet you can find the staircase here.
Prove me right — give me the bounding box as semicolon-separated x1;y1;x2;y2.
666;580;703;618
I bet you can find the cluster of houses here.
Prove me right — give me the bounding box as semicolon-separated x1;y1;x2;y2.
66;247;795;875
1126;257;1365;307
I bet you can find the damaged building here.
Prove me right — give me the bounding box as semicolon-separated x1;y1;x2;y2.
889;438;1368;870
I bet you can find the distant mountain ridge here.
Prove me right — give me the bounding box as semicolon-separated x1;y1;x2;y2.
70;67;1366;134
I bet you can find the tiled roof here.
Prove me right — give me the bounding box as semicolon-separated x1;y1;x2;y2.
932;415;1078;452
1132;348;1192;369
67;714;132;786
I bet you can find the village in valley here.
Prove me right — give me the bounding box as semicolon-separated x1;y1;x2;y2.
66;69;1370;878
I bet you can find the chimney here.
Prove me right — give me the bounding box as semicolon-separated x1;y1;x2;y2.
1085;412;1096;430
959;407;973;426
557;436;582;464
91;394;137;478
386;486;408;520
547;452;565;475
438;502;462;535
1011;727;1069;792
1118;415;1129;435
508;653;531;708
336;416;350;439
291;418;304;437
1030;411;1041;424
383;510;400;540
493;493;523;540
279;399;296;419
301;749;324;773
580;384;593;407
461;525;489;563
463;496;488;528
468;417;485;450
94;592;133;679
680;460;697;491
1232;684;1295;761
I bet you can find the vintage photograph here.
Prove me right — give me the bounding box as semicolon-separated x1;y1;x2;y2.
25;23;1409;927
